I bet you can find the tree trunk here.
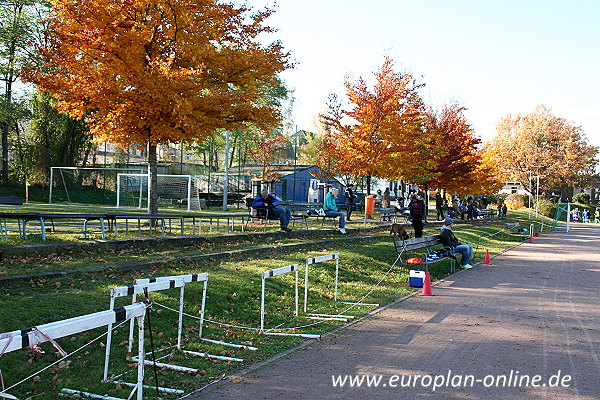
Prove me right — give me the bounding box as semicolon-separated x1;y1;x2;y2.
1;123;8;181
366;174;371;195
424;183;429;217
148;143;158;214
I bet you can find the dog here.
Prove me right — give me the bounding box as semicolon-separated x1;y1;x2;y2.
390;223;410;240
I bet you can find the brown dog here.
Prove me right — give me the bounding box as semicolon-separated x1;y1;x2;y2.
390;223;409;240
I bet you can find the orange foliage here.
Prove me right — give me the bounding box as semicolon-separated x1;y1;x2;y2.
426;103;490;192
320;57;430;183
23;0;289;148
248;129;288;181
487;105;598;191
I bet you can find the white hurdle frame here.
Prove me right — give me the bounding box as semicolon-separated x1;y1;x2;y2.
134;273;253;360
304;253;378;312
260;264;299;332
103;279;190;383
0;303;147;400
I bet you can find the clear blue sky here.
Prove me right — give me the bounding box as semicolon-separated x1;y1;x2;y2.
247;0;600;148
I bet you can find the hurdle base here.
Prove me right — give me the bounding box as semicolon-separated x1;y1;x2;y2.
339;301;379;306
60;388;126;400
263;332;321;339
113;381;184;395
183;349;243;362
132;357;200;373
307;316;348;321
200;337;258;351
308;313;355;319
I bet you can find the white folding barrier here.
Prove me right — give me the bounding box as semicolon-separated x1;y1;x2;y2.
304;253;340;313
134;273;251;361
134;273;207;341
305;253;378;312
104;279;191;385
260;264;300;335
0;303;147;400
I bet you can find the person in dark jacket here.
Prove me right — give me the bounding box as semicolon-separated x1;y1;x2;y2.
252;189;292;232
435;190;444;221
344;184;356;221
440;218;473;269
408;194;426;238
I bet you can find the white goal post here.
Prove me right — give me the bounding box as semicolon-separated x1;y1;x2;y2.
49;167;145;204
116;173;200;211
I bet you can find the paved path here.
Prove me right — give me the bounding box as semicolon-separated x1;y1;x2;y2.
194;223;600;400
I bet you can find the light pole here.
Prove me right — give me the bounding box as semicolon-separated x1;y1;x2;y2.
528;171;532;220
535;175;540;218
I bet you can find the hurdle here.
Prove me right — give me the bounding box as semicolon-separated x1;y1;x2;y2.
259;264;319;339
0;303;147;400
135;273;255;357
304;254;378;314
103;279;198;386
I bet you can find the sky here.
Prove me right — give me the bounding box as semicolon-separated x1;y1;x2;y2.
245;0;600;148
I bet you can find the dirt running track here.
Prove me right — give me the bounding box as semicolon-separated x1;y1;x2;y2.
193;224;600;400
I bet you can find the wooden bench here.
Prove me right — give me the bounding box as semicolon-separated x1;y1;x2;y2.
0;196;23;212
392;234;457;273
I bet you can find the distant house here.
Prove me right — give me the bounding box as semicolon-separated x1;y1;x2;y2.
499;181;529;195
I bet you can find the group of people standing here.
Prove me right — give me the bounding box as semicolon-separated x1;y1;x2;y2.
572;207;600;223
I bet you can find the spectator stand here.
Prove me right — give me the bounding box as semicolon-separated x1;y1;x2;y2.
0;211;251;241
0;196;23;212
0;212;107;241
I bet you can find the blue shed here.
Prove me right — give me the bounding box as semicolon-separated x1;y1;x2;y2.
272;166;346;204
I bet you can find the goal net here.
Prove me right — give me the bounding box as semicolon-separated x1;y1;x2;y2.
49;167;145;205
117;173;201;211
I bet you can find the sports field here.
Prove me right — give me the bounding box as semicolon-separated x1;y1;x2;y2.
0;211;553;399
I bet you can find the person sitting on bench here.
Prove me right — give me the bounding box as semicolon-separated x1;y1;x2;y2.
323;187;346;234
439;218;473;269
252;189;292;232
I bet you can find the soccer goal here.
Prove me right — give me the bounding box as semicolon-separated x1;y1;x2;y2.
49;167;145;205
116;173;201;211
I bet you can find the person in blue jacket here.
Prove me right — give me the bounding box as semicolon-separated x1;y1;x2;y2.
323;187;346;234
252;189;292;232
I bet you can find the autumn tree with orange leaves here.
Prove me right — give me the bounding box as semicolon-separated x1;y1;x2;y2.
248;128;288;181
23;0;289;213
425;103;501;194
320;57;432;194
486;105;598;194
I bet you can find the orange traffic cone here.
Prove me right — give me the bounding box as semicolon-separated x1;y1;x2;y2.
484;249;491;265
529;235;534;243
420;272;434;296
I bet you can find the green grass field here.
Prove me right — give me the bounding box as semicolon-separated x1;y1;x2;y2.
0;210;557;399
